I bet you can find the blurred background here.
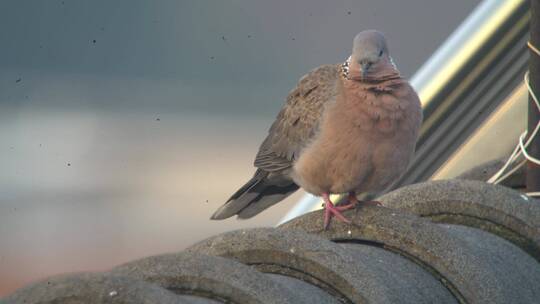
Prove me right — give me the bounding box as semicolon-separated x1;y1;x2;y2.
0;0;480;296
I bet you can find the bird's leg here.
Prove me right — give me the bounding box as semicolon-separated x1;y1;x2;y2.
322;193;351;229
363;200;383;207
348;191;382;210
340;191;383;209
334;191;360;211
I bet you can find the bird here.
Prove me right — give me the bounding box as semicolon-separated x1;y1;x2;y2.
211;30;422;228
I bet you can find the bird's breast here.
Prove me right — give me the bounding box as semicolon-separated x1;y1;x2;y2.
292;80;420;195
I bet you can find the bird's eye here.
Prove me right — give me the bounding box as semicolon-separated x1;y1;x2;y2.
379;50;383;57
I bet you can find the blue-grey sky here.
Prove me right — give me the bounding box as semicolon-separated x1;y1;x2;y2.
1;0;479;114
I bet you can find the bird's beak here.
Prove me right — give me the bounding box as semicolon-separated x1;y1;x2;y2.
361;62;372;78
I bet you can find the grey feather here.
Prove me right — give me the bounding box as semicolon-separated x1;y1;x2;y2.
212;64;340;220
210;169;299;220
253;64;340;172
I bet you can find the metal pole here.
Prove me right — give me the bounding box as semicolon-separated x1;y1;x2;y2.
527;0;540;192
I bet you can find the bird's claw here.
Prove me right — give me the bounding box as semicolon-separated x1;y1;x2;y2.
362;200;383;207
347;193;383;208
323;194;352;229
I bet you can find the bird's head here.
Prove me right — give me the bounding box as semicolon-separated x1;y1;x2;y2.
345;30;398;81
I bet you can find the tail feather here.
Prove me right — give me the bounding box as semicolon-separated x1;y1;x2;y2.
211;170;299;220
237;183;299;219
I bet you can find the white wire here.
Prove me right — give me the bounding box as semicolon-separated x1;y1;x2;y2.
493;159;526;184
487;64;540;199
486;139;522;183
487;72;538;184
519;130;540;165
528;41;540;57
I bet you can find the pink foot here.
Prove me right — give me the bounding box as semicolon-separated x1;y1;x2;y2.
322;193;351;229
363;200;383;207
333;192;361;211
345;192;383;207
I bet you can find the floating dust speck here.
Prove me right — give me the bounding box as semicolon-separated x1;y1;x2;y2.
15;78;22;83
347;230;352;236
67;163;71;167
92;39;97;44
290;247;295;253
109;290;118;297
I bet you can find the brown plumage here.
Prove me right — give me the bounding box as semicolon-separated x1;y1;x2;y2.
211;30;422;227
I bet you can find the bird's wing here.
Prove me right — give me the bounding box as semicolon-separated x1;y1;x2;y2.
254;64;340;172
